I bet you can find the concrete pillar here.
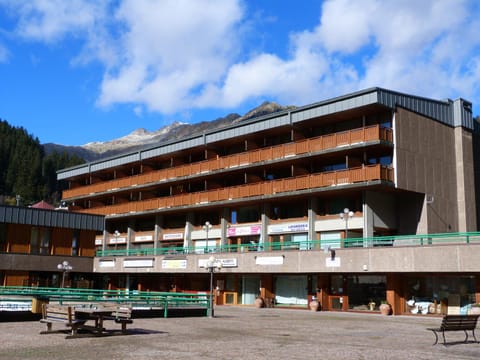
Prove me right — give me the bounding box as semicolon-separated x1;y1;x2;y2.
308;198;318;248
221;208;229;246
454;126;477;232
362;191;374;246
154;214;163;254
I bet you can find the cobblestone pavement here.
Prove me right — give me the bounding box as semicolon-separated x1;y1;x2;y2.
1;306;480;360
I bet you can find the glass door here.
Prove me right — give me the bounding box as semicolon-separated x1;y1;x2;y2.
328;275;348;311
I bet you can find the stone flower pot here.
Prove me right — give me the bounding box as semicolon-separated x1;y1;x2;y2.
254;297;264;308
309;299;320;312
379;303;392;316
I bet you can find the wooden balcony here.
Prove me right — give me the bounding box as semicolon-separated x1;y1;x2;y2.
77;164;394;216
63;125;393;200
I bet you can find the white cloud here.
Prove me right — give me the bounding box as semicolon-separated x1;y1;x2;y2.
1;0;479;115
97;0;244;112
1;0;107;42
208;0;480;107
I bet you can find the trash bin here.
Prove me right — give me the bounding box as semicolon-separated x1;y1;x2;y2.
31;297;49;314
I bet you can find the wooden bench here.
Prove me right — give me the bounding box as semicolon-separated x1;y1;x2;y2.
427;314;480;345
104;304;133;333
40;304;86;336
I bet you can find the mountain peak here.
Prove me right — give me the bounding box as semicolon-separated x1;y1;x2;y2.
43;101;295;162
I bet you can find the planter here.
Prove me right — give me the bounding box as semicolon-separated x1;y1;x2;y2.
379;303;392;316
309;300;320;312
254;297;264;308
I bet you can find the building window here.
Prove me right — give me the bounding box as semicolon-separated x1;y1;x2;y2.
40;229;51;255
72;230;79;256
30;228;39;254
0;223;6;252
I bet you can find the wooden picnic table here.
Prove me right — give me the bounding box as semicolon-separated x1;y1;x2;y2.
40;303;133;338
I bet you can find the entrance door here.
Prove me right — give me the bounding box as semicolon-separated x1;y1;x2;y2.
242;276;260;305
328;275;348;311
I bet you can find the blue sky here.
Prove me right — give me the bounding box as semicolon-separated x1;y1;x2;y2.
1;0;479;146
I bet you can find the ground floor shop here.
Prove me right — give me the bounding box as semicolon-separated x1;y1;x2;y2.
97;272;480;316
3;267;478;316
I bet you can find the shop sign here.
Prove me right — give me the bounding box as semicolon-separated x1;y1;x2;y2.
268;223;308;234
255;256;284;265
98;260;115;268
95;238;103;246
134;235;153;242
326;257;341;267
123;258;154;268
163;233;184;240
162;259;187;269
228;225;261;237
198;258;237;268
109;236;126;244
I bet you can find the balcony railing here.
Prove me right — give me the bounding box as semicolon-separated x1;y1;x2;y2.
95;231;480;257
77;164;393;216
63;125;393;199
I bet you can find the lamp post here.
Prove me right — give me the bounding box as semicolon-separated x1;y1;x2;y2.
113;230;120;252
205;256;222;318
339;208;354;240
203;221;212;253
57;260;73;288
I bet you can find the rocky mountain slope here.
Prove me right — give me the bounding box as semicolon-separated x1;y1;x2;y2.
43;101;293;162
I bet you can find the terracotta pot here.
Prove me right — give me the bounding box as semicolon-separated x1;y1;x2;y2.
379;303;392;316
309;300;320;312
254;297;264;308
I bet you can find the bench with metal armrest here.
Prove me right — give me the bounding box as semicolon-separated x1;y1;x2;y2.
427;314;479;345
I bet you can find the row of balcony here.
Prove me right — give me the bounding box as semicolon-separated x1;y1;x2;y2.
76;164;394;216
63;125;393;200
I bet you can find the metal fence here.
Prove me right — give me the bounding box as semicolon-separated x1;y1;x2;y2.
96;231;480;257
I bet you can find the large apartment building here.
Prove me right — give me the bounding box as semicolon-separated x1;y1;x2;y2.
56;87;480;315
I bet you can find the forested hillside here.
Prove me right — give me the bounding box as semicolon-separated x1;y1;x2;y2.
0;119;84;206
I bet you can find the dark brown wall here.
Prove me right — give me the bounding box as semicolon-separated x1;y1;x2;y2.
394;107;459;232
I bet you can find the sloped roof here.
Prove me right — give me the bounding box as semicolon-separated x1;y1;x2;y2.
30;200;55;210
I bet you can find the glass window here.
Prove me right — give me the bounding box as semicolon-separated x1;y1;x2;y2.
0;223;6;252
404;276;476;315
237;206;259;223
72;230;79;256
40;229;51;255
30;228;39;254
347;275;386;311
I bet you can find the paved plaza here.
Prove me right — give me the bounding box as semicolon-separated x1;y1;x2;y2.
1;306;480;359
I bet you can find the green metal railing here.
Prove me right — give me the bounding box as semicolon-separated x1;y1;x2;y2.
0;286;209;317
96;231;480;257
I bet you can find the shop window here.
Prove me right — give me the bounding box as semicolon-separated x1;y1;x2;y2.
404;276;476;315
347;275;386;311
